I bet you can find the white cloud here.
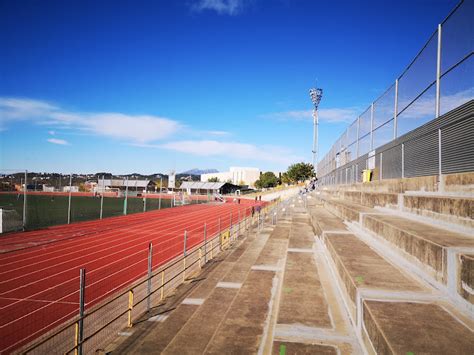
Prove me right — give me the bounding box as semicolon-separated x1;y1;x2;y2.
158;140;303;165
206;130;231;136
47;138;69;145
261;107;360;124
0;97;181;143
48;130;56;135
192;0;246;15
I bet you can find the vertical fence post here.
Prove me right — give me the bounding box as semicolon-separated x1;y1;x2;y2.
370;103;374;151
435;23;442;118
128;290;134;327
159;176;162;210
183;230;187;282
229;212;233;240
438;129;442;176
100;175;104;220
67;174;73;224
147;242;153;314
394;79;399;139
401;144;405;178
161;271;165;300
23;170;27;229
204;223;207;264
380;152;383;180
143;188;147;212
77;268;86;355
123;177;129;215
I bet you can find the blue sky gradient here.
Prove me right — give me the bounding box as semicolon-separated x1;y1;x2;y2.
0;0;460;174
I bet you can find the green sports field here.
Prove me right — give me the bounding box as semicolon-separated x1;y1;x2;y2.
0;194;199;230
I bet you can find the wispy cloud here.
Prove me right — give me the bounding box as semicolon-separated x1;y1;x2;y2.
191;0;247;15
0;97;181;143
157;140;303;165
47;138;69;145
206;130;231;136
261;107;360;124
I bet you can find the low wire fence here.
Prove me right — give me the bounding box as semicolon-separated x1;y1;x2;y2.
318;0;473;184
2;199;281;354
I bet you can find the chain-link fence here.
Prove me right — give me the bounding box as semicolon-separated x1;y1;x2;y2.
317;0;473;184
0;173;209;232
0;199;280;354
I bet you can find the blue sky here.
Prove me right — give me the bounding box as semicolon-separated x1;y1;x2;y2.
0;0;461;174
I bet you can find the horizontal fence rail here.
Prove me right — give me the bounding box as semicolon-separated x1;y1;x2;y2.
317;0;473;184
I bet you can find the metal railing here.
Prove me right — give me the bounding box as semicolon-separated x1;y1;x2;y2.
317;0;473;184
19;199;281;355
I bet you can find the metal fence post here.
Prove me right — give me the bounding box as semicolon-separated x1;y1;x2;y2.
77;268;86;355
123;176;129;215
147;242;153;313
380;152;383;180
204;223;207;264
438;129;442;176
370;103;374;151
67;174;72;224
100;175;104;220
159;176;162;210
128;290;134;327
23;170;27;229
143;189;147;212
394;79;399;139
435;23;442;118
356;116;360;158
183;230;187;282
401;144;405;178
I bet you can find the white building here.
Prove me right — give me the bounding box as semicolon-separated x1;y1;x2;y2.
201;167;260;187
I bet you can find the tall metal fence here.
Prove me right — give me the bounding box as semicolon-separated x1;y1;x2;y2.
317;0;473;185
0;171;208;232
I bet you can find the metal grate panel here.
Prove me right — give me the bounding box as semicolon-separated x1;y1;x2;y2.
382;145;402;179
404;131;439;177
441;116;474;174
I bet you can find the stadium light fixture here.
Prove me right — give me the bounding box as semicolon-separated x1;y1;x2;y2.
309;87;323;176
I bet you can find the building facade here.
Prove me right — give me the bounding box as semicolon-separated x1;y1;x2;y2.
200;167;260;187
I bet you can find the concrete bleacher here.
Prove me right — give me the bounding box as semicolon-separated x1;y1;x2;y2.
101;173;473;354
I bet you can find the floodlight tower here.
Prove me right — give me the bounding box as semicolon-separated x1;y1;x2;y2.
309;87;323;177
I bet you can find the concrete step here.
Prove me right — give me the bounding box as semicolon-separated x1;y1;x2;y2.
322;198;374;222
363;214;474;282
362;300;474;354
460;253;474;305
403;193;474;230
323;232;426;318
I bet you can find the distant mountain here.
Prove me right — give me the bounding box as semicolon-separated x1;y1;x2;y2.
180;168;219;175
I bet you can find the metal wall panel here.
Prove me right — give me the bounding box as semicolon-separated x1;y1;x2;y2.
441;116;474;173
404;131;439;177
381;145;402;179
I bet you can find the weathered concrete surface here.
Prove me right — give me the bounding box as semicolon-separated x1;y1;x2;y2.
363;214;474;283
278;252;332;327
162;288;238;354
272;341;337;354
308;206;348;237
363;300;474;354
255;226;290;266
325;233;424;303
460;254;474;304
341;191;398;209
204;270;275;354
323;199;373;222
404;194;474;229
444;171;474;193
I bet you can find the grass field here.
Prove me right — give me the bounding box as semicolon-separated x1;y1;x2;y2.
0;194;205;230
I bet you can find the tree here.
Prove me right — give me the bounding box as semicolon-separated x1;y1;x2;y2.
254;172;278;189
208;177;220;182
280;172;291;185
286;162;315;183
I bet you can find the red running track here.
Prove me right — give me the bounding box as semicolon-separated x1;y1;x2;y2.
0;200;265;354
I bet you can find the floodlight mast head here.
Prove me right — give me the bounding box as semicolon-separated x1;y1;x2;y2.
309;87;323;177
309;88;323;110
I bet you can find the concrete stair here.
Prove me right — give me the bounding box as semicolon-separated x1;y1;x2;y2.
101;178;473;354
